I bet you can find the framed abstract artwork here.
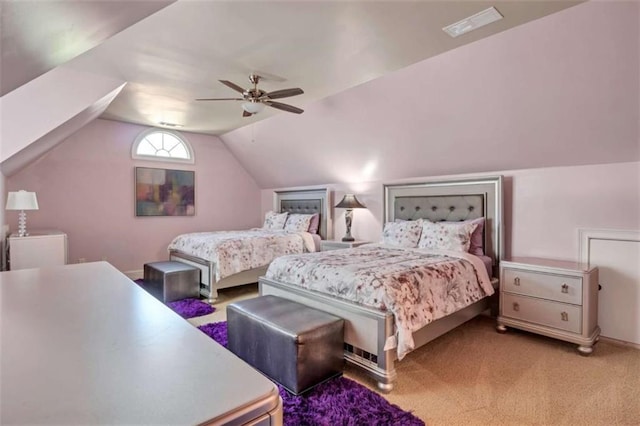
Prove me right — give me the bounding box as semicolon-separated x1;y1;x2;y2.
135;167;195;216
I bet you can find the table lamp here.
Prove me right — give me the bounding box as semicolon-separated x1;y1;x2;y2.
6;190;39;237
335;194;366;242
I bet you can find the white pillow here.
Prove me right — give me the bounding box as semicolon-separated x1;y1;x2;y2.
263;211;288;230
418;220;478;252
381;220;422;248
284;214;313;232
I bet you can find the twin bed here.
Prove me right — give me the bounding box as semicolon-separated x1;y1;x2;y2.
169;176;503;392
169;188;332;301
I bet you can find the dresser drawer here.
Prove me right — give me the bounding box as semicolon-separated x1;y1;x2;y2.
502;268;582;305
502;293;582;334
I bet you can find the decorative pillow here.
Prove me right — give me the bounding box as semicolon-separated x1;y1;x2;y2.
418;220;478;252
463;217;485;256
381;220;422;248
263;211;288;230
284;213;314;232
307;213;320;234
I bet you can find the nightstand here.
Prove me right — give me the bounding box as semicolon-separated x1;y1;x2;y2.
496;257;600;355
320;240;370;251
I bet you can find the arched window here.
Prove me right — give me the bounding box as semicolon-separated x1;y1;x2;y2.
132;129;194;164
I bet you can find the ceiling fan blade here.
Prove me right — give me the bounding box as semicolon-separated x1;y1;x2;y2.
242;110;253;117
219;80;246;94
264;101;304;114
195;97;243;101
264;88;304;100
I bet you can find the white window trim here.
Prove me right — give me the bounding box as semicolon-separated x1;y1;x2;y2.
132;128;195;164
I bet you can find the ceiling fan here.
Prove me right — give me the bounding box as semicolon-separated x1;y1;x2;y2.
196;74;304;117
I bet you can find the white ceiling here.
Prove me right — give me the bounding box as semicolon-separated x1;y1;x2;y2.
2;0;582;136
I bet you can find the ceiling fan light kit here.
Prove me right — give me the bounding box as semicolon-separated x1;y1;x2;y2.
197;74;304;117
242;101;265;114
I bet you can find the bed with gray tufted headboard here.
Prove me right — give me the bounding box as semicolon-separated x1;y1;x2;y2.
275;188;332;240
259;176;503;392
169;188;331;301
386;177;502;276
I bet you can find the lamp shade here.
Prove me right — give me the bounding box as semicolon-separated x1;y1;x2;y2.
335;194;366;209
242;101;265;114
6;190;39;210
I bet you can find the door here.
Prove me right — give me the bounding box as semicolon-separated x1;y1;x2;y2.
581;230;640;345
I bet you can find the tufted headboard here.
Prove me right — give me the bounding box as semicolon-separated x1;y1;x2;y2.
393;194;485;222
274;188;332;239
384;176;503;276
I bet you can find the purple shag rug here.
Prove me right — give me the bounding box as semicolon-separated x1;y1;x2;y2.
167;298;215;319
135;279;215;319
197;321;424;426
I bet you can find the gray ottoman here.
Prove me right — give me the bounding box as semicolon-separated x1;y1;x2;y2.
227;295;344;395
143;261;200;303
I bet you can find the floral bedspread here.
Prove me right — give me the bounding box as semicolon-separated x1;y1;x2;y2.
168;229;316;281
265;244;493;360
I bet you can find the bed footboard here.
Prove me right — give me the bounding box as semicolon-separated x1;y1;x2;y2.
169;250;216;301
259;277;497;392
170;250;269;303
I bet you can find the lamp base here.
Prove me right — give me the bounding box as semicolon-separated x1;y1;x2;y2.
17;210;28;237
341;236;355;242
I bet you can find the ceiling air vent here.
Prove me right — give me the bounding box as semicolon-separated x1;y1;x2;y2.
159;121;183;128
443;7;503;38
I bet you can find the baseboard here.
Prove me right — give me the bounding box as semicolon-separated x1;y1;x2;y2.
599;335;640;351
124;269;143;280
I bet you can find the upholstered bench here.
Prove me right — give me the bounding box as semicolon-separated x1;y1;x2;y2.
227;295;344;395
143;261;200;303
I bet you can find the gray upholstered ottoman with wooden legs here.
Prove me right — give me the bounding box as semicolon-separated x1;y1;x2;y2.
227;295;344;395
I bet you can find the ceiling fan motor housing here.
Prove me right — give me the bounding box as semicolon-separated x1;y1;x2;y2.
245;89;266;100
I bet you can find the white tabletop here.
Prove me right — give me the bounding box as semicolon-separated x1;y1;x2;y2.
1;262;281;425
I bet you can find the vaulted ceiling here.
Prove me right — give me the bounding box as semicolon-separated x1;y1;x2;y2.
2;1;638;189
2;1;580;135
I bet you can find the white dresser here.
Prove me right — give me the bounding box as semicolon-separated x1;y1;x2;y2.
496;257;600;355
8;230;68;270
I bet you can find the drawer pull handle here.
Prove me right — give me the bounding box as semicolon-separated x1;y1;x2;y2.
513;302;520;312
561;312;569;321
514;277;520;286
561;283;569;293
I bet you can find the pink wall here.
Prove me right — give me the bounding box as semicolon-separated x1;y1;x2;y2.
6;118;262;272
262;161;640;263
224;1;639;189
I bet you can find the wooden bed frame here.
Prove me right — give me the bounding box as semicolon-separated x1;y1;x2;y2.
170;187;332;302
259;176;504;392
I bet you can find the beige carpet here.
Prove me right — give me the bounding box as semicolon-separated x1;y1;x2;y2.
188;283;640;425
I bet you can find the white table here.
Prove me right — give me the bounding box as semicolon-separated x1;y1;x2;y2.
0;262;282;425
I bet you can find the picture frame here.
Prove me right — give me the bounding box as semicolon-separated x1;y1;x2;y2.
135;167;195;216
